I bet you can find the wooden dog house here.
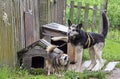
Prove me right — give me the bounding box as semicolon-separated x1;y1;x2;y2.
17;39;47;69
17;39;66;69
21;47;46;69
42;23;75;63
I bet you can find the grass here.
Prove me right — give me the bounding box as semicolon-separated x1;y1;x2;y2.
103;39;120;61
0;66;106;79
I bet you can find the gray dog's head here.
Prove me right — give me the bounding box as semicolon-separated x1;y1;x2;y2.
68;20;82;40
58;54;70;66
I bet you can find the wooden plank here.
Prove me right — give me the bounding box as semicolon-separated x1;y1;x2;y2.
51;0;66;24
62;0;66;24
76;2;82;24
69;1;74;21
11;0;19;66
0;0;16;66
3;0;8;65
51;0;57;23
68;5;93;10
24;11;34;47
25;0;29;11
91;4;97;32
7;0;15;66
19;0;25;48
83;3;89;30
33;0;40;41
0;0;4;65
58;0;66;24
38;0;50;38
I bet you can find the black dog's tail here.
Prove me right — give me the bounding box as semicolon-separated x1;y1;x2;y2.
102;12;109;38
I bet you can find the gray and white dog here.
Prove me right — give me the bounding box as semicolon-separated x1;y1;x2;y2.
52;12;109;72
46;45;70;76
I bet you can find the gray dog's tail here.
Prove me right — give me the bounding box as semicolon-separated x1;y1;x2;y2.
46;45;57;53
102;12;109;38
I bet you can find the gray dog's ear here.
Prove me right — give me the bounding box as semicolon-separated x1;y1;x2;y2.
76;23;82;30
68;19;72;27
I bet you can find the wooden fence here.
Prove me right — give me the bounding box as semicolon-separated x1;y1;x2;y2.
68;1;107;32
50;0;66;24
0;0;51;67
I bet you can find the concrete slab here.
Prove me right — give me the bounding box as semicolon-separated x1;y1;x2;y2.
104;62;119;73
81;60;106;72
68;60;119;73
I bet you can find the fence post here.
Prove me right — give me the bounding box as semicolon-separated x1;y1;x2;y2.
76;2;82;24
19;0;25;48
91;4;97;32
98;4;104;33
69;1;74;21
83;3;89;30
103;0;108;12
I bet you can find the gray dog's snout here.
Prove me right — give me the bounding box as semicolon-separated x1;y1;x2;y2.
64;56;68;60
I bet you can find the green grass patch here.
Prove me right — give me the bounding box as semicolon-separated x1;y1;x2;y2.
103;39;120;61
0;66;106;79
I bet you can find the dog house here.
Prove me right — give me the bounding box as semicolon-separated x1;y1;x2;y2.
17;39;66;69
22;47;47;69
18;46;47;69
17;39;51;69
42;23;75;63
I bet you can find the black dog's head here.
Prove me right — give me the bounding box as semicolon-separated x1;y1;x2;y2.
68;20;82;40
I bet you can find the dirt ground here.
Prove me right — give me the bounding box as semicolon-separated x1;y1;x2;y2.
106;68;120;79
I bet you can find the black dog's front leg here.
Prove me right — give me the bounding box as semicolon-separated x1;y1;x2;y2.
75;45;83;72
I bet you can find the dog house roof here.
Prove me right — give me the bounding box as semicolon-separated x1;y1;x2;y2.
17;39;63;60
42;23;68;34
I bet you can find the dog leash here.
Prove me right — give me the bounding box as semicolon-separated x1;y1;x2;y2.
85;33;94;48
57;43;67;48
85;33;90;47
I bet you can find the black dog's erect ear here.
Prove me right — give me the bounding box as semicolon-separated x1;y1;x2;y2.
68;19;72;27
76;23;82;30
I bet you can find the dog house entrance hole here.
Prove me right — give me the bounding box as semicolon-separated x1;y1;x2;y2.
32;56;44;68
51;40;67;54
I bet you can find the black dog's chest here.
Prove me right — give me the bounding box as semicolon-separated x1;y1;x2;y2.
69;36;86;47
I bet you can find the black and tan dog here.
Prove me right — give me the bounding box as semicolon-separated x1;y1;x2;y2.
46;45;70;76
52;12;109;72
